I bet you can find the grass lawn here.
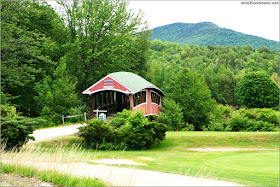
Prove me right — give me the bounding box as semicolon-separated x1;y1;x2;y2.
36;131;279;186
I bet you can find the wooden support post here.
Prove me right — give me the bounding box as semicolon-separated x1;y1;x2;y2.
129;94;133;110
92;93;96;110
126;95;130;109
99;92;102;107
103;92;106;106
110;91;113;104
89;95;94;119
96;92;100;108
108;91;111;105
114;91;116;103
100;92;103;107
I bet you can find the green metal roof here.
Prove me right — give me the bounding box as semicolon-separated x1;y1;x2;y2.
109;72;164;95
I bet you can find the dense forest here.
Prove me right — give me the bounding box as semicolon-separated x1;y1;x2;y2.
1;0;149;124
151;22;280;51
147;39;279;105
1;0;279;144
146;40;279;130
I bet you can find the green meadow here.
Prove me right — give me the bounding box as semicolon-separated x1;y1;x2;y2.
37;131;279;186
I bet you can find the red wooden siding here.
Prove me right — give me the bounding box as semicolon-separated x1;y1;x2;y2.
83;76;133;94
133;89;162;116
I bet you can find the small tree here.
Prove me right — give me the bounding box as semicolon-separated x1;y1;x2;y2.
34;60;81;123
170;68;215;130
235;71;279;108
158;98;184;131
1;104;37;150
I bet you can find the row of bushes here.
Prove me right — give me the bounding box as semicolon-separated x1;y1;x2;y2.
202;107;278;132
78;110;168;150
157;103;279;132
229;108;279;131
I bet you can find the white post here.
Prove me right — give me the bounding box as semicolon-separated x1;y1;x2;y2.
62;115;64;125
96;109;99;118
84;112;87;121
93;109;107;119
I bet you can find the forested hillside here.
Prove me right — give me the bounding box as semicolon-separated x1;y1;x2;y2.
146;40;279;131
147;40;279;105
151;22;279;51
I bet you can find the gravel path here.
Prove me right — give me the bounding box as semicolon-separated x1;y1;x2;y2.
29;124;84;142
24;161;240;186
28;124;241;186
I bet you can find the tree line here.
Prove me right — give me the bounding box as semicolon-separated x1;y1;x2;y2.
147;40;279;131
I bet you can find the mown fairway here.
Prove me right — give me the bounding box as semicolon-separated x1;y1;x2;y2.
39;131;279;186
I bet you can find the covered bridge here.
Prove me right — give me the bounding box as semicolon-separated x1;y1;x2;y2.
82;72;164;119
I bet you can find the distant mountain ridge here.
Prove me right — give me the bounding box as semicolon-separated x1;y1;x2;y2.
151;22;279;51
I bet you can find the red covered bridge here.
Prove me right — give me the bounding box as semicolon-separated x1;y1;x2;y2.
82;72;164;119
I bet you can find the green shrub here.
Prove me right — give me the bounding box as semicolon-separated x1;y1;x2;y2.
155;114;173;131
78;119;114;148
208;122;232;131
1;116;36;149
208;104;233;131
68;106;86;123
98;141;127;151
148;122;169;143
116;111;153;150
181;122;195;131
78;110;168;150
120;120;168;150
110;109;133;128
229;108;279;131
202;125;209;131
32;117;52;130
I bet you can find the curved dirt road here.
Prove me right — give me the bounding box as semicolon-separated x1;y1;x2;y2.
29;124;241;186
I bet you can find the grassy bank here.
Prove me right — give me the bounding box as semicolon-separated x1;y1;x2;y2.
1;163;106;187
1;144;108;186
37;131;279;186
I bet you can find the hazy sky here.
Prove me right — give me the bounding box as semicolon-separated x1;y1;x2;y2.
49;0;279;41
127;0;279;41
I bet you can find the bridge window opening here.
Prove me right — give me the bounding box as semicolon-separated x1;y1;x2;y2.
151;91;161;106
133;91;146;107
95;91;130;116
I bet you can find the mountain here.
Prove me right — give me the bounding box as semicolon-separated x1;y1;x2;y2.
150;22;279;51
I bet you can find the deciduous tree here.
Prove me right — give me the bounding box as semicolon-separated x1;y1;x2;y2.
235;71;279;108
57;0;150;96
170;68;215;130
